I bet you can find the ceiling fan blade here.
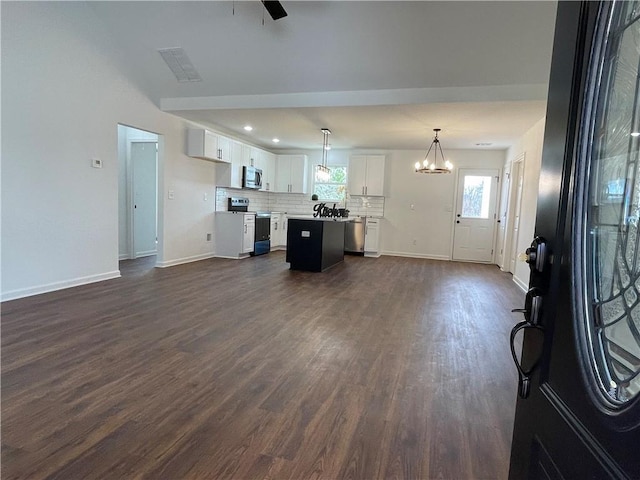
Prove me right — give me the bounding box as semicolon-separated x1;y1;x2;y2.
261;1;288;20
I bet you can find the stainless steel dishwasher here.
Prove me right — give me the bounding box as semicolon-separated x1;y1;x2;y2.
344;217;366;254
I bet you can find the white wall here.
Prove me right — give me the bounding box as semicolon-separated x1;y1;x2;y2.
1;2;217;300
1;2;546;300
506;117;546;290
382;149;506;259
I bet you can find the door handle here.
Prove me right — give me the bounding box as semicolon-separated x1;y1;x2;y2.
511;287;543;325
510;287;544;398
525;236;548;273
456;220;460;224
510;320;544;398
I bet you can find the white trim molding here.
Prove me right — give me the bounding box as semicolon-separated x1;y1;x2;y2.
513;274;529;292
1;271;122;302
381;251;450;261
155;253;215;268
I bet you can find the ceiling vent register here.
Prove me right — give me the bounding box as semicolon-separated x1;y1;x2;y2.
158;47;202;83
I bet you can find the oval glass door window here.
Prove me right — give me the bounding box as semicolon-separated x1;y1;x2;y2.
575;2;640;407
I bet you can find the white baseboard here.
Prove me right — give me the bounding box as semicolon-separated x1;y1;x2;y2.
155;253;215;268
1;270;122;302
513;275;528;292
135;250;157;258
381;250;450;261
119;253;130;260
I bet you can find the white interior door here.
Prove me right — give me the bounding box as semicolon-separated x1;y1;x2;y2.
132;142;157;258
508;160;525;273
495;164;512;269
452;169;499;263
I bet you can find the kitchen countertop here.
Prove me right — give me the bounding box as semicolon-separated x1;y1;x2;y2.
286;215;352;222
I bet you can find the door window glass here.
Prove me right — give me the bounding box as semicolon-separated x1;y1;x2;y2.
576;2;640;406
461;175;492;218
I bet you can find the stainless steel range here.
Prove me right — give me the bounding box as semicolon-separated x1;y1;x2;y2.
227;197;270;256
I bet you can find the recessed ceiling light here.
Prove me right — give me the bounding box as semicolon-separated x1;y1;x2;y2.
631;132;640;137
272;138;280;143
244;125;253;132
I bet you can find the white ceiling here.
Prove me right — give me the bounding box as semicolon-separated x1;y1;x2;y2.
89;1;558;150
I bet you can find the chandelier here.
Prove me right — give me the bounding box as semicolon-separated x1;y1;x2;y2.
316;128;331;181
415;128;453;174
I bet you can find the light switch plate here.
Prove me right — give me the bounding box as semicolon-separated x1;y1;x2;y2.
168;190;175;200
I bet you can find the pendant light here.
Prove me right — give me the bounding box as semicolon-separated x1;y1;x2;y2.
316;128;331;181
414;128;453;174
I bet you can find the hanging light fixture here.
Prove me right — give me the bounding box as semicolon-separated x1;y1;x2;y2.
316;128;331;181
414;128;453;174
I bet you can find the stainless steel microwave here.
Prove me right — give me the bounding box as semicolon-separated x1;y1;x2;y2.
242;166;263;189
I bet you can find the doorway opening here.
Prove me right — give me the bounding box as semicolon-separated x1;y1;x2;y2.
118;124;160;276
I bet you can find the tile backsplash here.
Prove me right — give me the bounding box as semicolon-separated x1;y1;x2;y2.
216;187;385;218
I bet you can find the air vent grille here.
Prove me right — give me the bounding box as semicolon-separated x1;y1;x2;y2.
158;47;202;83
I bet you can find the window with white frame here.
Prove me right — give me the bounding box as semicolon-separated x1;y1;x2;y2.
314;166;348;201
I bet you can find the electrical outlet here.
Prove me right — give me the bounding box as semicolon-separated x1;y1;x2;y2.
168;190;175;200
91;158;102;169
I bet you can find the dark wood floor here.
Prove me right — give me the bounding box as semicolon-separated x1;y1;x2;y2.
2;252;523;479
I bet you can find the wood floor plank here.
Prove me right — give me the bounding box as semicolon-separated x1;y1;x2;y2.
2;252;523;479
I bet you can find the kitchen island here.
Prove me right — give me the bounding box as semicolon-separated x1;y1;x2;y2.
286;216;347;272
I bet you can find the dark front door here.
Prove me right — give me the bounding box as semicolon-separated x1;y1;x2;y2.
509;2;640;478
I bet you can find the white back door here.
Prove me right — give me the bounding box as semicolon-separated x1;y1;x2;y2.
452;169;499;263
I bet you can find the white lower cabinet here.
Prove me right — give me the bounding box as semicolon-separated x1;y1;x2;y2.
364;218;381;257
215;212;255;258
269;213;287;249
282;215;288;247
243;214;255;253
270;214;280;249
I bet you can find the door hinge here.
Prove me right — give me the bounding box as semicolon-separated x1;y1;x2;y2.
494;213;497;219
491;249;494;255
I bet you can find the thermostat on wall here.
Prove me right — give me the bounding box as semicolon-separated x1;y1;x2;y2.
91;158;102;169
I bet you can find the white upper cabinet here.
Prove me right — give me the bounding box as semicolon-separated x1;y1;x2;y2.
216;135;231;163
276;155;308;194
216;139;245;188
229;140;245;188
348;155;385;196
187;129;229;163
255;150;276;192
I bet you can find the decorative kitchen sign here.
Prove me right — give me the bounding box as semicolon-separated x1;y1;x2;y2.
313;203;349;218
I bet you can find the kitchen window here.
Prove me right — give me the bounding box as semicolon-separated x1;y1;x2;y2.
314;166;348;201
